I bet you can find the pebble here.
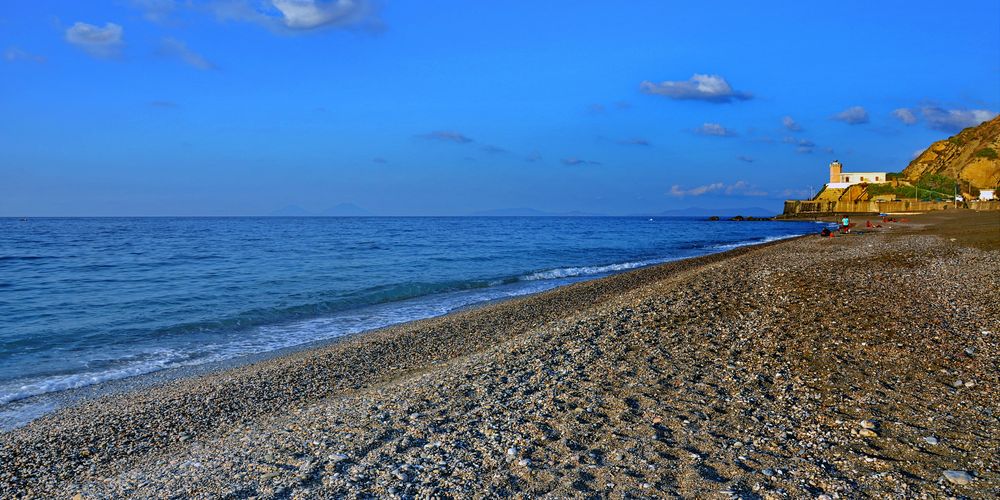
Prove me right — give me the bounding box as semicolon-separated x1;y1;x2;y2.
859;419;878;430
329;453;349;462
942;470;974;485
923;436;938;445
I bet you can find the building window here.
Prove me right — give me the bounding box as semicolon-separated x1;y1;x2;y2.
845;177;850;182
875;176;880;181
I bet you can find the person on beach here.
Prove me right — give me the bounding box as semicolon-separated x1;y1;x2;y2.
840;215;850;233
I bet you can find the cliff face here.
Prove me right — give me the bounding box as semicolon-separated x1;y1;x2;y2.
902;115;1000;189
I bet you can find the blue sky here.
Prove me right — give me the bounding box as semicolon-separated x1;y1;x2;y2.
2;0;998;216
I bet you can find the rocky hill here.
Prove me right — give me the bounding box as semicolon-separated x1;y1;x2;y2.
903;114;1000;189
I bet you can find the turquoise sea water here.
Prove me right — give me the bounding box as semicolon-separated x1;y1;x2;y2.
0;216;815;428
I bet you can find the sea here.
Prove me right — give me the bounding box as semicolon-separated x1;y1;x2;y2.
0;216;817;429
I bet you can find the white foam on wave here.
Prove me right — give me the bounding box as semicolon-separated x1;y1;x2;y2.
0;277;570;422
0;230;811;428
710;233;803;251
520;257;675;281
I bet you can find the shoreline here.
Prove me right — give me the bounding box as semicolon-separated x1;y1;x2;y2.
0;229;816;432
2;211;996;497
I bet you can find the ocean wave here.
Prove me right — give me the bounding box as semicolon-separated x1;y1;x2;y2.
710;233;803;251
520;258;675;281
0;278;563;408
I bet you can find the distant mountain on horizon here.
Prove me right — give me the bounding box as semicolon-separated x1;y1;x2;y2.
269;203;371;216
269;204;313;216
635;206;778;217
322;203;371;216
267;205;777;217
469;207;606;217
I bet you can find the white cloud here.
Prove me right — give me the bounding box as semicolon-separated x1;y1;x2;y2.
668;180;766;197
159;38;215;70
919;106;995;132
832;106;869;125
782;115;802;131
640;74;751;103
892;108;918;125
133;0;381;32
65;22;124;59
694;123;737;137
271;0;376;30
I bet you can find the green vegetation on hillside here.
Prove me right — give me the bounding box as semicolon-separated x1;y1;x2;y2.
915;173;956;195
973;147;998;159
866;182;952;200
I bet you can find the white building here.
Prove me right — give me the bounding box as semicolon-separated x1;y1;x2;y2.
980;189;996;201
826;161;888;189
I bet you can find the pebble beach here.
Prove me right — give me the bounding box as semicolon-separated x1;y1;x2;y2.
2;211;998;498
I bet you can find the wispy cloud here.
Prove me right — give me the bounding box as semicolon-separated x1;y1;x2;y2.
130;0;176;22
588;103;606;113
159;37;215;70
131;0;382;32
694;123;737;137
783;136;816;154
892;108;918;125
782;188;813;198
419;131;474;143
271;0;379;30
206;0;381;31
149;100;179;108
480;145;507;154
782;115;802;131
668;180;765;197
831;106;869;125
919;106;995;132
737;155;754;163
65;22;124;59
618;138;650;146
640;74;751;103
372;157;387;164
562;157;601;166
3;47;46;63
525;151;542;162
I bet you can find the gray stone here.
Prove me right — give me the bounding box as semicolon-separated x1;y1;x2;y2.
923;436;938;445
943;470;973;485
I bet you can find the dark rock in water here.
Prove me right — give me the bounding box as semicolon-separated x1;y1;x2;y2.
730;215;745;221
708;216;720;221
